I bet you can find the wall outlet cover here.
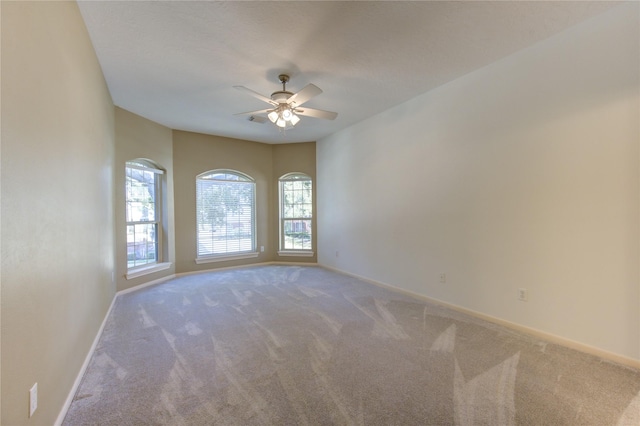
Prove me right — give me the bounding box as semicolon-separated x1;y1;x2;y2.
518;288;528;302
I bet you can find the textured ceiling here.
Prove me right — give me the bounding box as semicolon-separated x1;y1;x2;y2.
77;1;620;144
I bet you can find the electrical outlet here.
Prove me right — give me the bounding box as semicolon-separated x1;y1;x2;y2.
260;246;264;252
518;288;528;302
439;273;446;284
29;383;37;417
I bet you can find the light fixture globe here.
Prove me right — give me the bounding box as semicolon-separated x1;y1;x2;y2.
268;74;299;129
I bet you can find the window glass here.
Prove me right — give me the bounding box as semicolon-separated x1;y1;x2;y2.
196;170;256;257
279;173;312;251
126;160;163;269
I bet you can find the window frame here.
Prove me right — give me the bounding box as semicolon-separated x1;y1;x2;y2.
278;172;314;257
195;169;258;264
125;160;164;272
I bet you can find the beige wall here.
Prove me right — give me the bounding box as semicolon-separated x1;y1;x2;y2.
173;131;273;272
115;108;175;291
1;2;116;424
317;3;640;361
173;131;317;273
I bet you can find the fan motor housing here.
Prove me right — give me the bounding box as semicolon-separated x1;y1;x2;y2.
271;91;293;103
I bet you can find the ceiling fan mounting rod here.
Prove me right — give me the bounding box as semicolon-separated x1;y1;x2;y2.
278;74;290;91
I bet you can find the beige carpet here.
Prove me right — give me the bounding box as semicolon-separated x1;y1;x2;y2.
64;265;640;425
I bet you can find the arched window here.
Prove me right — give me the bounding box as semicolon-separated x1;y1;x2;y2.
125;159;164;269
278;172;313;255
196;170;256;260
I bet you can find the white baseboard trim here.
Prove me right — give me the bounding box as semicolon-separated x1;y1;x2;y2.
125;262;172;280
320;264;640;370
55;295;118;426
118;262;320;306
270;261;319;267
118;273;177;296
174;261;319;279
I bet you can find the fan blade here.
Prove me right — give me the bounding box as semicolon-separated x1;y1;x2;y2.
295;107;338;120
286;83;322;107
233;86;277;105
233;108;273;116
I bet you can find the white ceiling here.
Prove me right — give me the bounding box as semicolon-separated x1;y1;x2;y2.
77;1;620;144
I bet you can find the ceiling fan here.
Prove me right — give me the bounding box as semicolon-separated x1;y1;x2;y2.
234;74;337;129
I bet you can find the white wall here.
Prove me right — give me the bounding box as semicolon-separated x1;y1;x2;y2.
317;3;639;361
1;2;115;424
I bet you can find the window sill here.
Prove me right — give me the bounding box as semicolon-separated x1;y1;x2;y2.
195;252;259;264
126;262;172;280
277;250;315;257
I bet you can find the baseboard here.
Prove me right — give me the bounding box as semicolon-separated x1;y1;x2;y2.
55;295;118;426
270;261;319;267
174;261;319;279
118;273;177;295
320;264;640;370
120;261;319;293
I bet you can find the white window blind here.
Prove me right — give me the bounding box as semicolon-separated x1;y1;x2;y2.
196;170;256;258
